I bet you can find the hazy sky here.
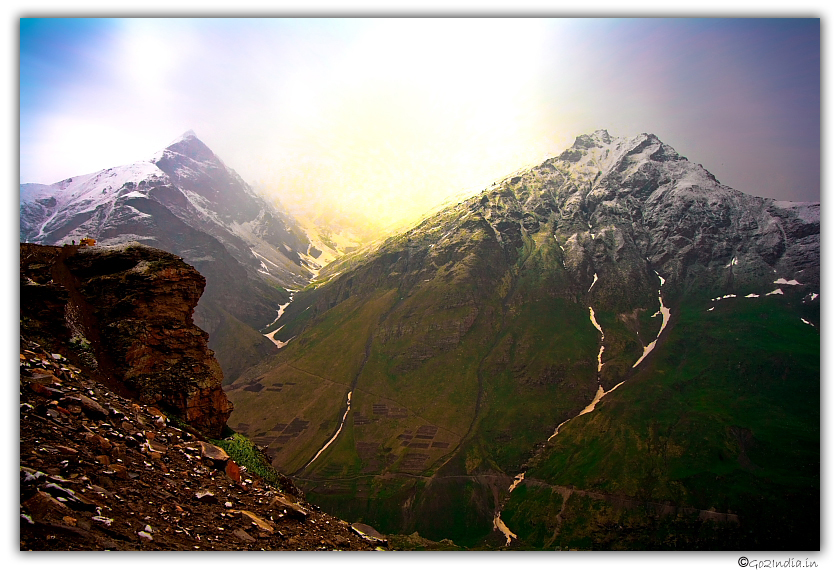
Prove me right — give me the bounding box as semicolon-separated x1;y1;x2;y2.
19;17;820;229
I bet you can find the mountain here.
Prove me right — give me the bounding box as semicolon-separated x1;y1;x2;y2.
20;131;326;380
225;130;819;549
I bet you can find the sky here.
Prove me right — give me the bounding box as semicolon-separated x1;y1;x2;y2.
5;7;839;570
19;17;820;232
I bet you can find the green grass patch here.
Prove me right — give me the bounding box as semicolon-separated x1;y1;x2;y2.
210;432;292;490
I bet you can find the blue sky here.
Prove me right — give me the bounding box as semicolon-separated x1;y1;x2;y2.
18;17;821;227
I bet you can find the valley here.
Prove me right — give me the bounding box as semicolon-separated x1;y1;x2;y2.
21;129;819;550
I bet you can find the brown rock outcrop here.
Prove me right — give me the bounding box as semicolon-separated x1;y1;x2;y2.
20;242;233;437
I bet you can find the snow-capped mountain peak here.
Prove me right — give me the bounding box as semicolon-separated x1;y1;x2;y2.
20;130;324;380
177;129;198;141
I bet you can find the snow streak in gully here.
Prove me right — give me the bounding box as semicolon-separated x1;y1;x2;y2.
497;270;672;544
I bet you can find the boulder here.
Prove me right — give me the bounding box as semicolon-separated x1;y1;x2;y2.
199;441;230;463
350;522;388;545
268;495;309;521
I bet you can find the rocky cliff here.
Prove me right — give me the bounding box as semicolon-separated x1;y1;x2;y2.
21;242;232;437
20;241;386;551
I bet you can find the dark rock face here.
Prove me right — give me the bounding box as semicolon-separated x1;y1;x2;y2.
21;242;232;437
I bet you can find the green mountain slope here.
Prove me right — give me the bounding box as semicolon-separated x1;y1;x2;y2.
503;296;818;550
226;131;819;548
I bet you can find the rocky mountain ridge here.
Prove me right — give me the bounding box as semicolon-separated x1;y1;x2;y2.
20;131;318;287
226;130;819;548
317;129;818;304
260;130;818;397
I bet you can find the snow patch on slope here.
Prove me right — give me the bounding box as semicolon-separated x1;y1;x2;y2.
305;391;353;469
633;271;670;368
588;272;599;293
